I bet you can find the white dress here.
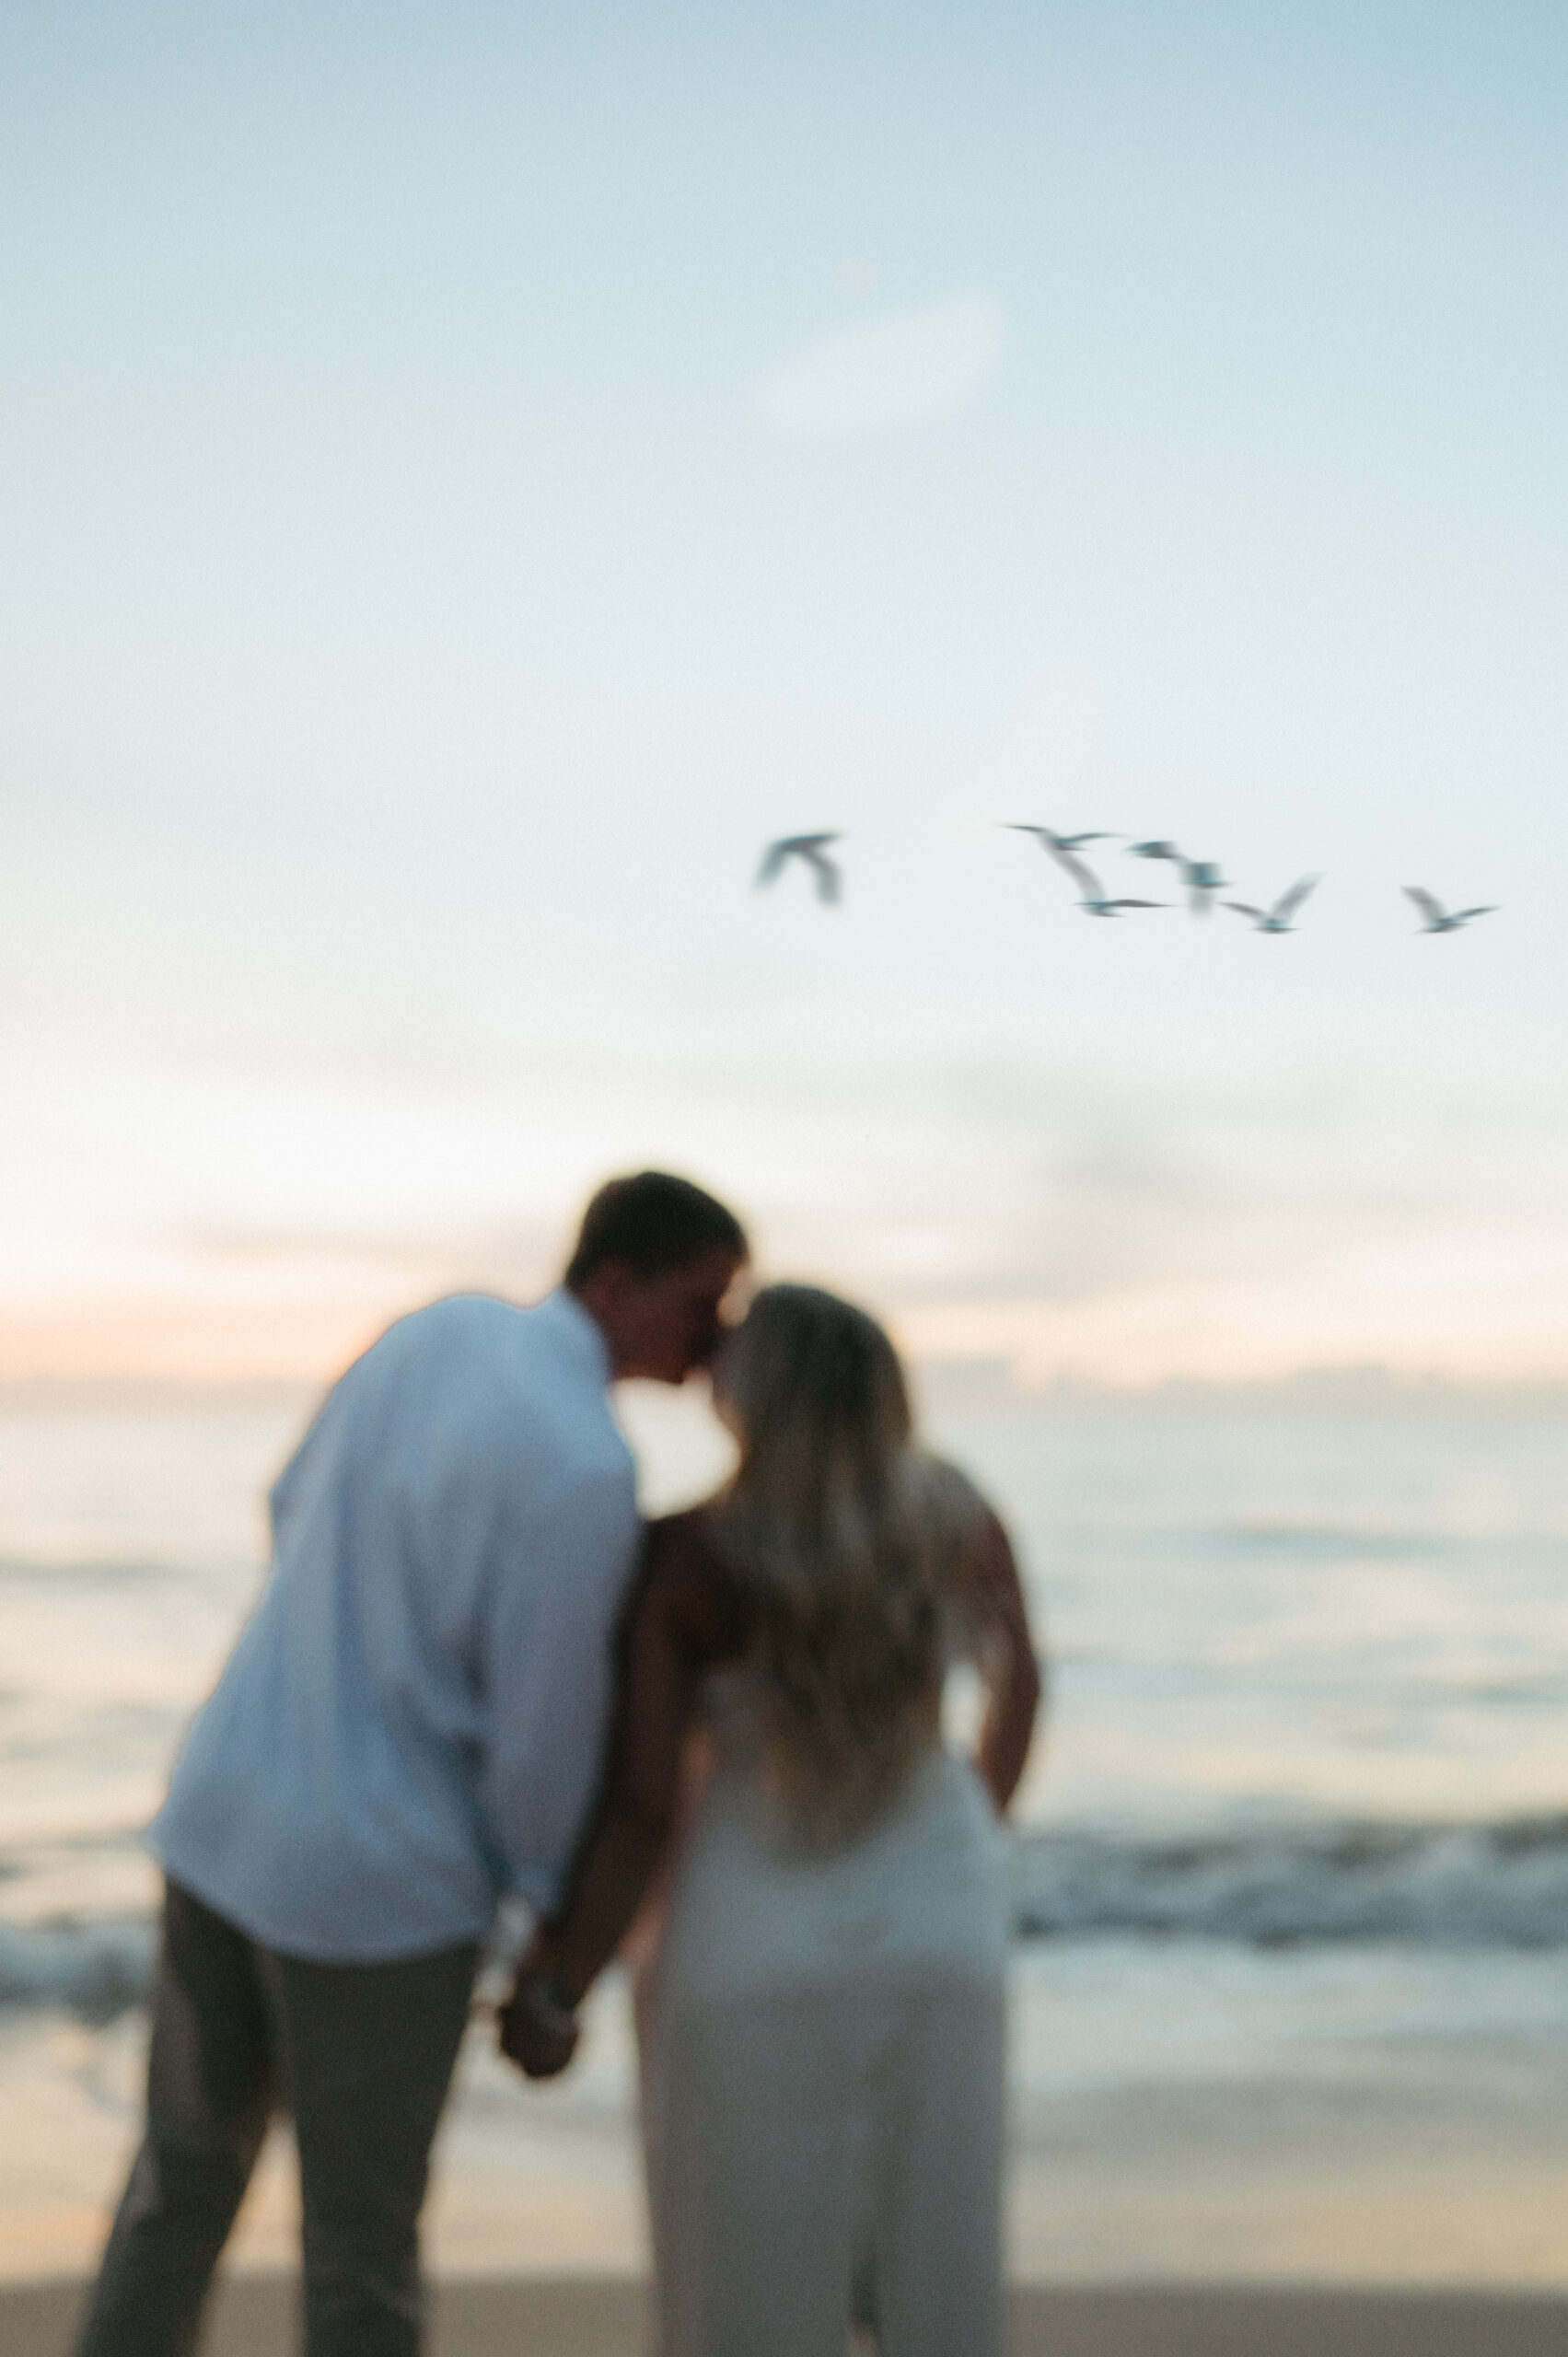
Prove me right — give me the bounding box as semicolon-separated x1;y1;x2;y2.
635;1672;1009;2357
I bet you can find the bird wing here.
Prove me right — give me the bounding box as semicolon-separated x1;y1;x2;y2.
802;846;842;904
1453;906;1497;923
1272;876;1318;923
1404;887;1446;924
1129;840;1181;861
755;842;790;888
1105;898;1164;909
1060;832;1114;849
1047;842;1102;898
1225;902;1265;922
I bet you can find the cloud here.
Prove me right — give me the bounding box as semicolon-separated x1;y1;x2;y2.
757;292;1003;437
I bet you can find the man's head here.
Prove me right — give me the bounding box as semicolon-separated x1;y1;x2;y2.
564;1171;749;1384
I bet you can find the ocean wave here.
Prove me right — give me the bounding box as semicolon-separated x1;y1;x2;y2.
0;1919;155;2022
0;1554;238;1586
1214;1524;1432;1558
6;1817;1568;2016
1012;1814;1568;1946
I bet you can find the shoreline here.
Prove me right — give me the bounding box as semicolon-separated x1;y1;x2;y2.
11;2273;1568;2356
14;1960;1568;2291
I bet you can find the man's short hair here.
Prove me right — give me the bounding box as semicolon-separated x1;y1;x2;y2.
564;1172;749;1289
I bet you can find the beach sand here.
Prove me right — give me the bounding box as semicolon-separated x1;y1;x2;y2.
16;1975;1568;2347
9;2273;1568;2356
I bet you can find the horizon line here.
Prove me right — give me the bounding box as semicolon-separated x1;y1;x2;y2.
2;1359;1567;1414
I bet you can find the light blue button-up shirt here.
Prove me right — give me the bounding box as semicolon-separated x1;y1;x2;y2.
151;1288;641;1962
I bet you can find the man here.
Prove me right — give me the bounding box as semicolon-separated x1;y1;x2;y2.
77;1171;748;2357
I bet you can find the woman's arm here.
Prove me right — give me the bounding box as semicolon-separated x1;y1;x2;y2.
498;1515;732;2070
960;1509;1042;1813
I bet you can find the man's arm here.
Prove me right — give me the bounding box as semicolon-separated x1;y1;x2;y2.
472;1457;643;1917
498;1516;726;2072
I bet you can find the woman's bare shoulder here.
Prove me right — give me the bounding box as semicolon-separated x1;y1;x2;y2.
908;1452;1022;1615
908;1452;993;1543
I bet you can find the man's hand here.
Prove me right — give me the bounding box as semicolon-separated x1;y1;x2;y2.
497;1971;581;2081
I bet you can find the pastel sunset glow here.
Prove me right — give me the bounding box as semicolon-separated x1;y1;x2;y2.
6;4;1568;1390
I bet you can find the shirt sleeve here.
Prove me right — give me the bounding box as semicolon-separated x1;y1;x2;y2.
525;1511;745;1997
471;1455;643;1912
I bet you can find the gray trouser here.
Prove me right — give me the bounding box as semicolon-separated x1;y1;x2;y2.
76;1879;479;2357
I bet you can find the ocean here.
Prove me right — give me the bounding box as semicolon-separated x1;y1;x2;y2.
6;1380;1568;2280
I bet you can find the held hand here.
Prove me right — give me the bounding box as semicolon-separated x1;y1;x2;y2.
497;1972;581;2081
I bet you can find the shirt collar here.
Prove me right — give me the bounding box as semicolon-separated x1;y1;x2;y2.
534;1285;614;1389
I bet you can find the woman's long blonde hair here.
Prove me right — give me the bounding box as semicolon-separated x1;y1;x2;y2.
712;1283;979;1848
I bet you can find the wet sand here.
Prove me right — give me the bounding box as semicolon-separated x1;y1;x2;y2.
11;2273;1568;2354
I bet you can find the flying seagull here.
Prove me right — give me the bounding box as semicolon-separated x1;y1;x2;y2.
755;833;842;905
1404;887;1496;935
1005;825;1162;918
1129;840;1228;914
1179;857;1230;916
1005;823;1118;854
1226;876;1318;934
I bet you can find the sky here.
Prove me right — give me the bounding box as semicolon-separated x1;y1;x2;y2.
5;0;1568;1386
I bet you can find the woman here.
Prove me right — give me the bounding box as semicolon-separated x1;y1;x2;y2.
501;1283;1041;2357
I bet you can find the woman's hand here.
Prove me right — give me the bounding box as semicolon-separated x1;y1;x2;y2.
497;1969;580;2080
